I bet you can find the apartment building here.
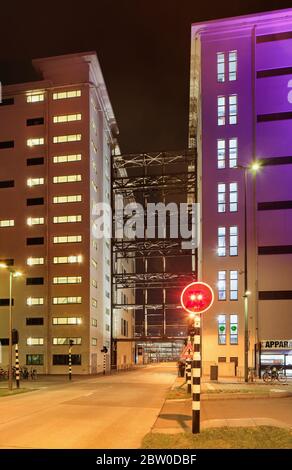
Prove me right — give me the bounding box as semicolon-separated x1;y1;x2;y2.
189;9;292;377
0;51;134;374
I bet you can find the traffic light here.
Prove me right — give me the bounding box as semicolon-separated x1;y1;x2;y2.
101;346;108;354
181;282;214;315
12;329;19;345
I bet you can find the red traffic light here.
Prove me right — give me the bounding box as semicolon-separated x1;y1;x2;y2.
180;281;214;314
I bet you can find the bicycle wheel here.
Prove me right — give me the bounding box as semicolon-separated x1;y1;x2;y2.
263;372;271;383
278;372;288;384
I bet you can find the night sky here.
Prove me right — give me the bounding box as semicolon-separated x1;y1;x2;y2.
1;0;292;154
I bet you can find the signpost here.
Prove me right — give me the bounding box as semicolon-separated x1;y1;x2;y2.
180;281;214;434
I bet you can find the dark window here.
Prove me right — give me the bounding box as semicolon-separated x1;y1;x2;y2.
0;258;14;266
257;31;292;43
27;197;44;206
53;354;81;365
26;277;44;285
257;67;292;78
218;357;226;363
257;111;292;122
258;200;292;211
26;237;44;246
0;298;14;306
26;354;44;365
0;180;14;188
26;117;44;126
0;98;14;106
27;157;44;166
0;141;14;149
259;245;292;255
0;338;9;345
261;156;292;166
259;291;292;300
26;317;44;325
230;357;238;366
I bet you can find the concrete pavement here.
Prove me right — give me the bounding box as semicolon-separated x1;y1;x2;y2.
0;364;177;449
153;395;292;434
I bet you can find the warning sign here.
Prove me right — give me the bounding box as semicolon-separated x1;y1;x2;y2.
180;342;194;359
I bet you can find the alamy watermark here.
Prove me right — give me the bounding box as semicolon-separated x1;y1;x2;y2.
92;196;200;250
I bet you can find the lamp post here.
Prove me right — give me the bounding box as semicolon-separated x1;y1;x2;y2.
237;162;261;382
0;264;22;391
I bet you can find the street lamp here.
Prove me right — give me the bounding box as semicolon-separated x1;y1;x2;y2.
236;161;261;382
0;264;22;391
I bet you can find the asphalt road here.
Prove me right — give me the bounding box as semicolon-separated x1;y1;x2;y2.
0;364;177;449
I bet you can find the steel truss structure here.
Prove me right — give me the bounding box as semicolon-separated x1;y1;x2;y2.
112;149;197;339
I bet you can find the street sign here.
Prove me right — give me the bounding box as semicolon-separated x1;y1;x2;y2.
181;342;194;359
180;281;214;315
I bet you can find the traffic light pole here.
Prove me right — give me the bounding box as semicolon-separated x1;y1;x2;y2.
69;340;73;381
15;343;20;388
192;315;201;434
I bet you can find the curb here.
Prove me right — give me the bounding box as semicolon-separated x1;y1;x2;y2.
165;391;292;401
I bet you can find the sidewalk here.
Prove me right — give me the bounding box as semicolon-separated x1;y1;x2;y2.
173;375;292;399
151;375;292;434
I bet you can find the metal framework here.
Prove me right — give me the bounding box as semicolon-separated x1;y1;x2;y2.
112;149;197;339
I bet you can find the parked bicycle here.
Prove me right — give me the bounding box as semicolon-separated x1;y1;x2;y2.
262;366;288;384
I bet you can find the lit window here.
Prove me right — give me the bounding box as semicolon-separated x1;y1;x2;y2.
53;154;82;163
53;90;81;100
217;52;225;82
230;314;238;344
27;93;44;103
229;138;238;168
92;258;97;269
53;255;82;264
218;227;226;257
27;257;44;266
0;219;14;227
229;183;238;212
53;195;82;204
218;271;226;301
27;138;44;147
26;337;44;345
218;314;226;344
53;114;82;123
230;271;238;300
92;279;97;288
92;338;97;346
217;139;225;169
53;276;82;284
218;183;226;213
27;177;44;187
27;297;44;306
230;226;238;256
53;337;82;345
27;217;44;226
53;175;82;183
53;215;82;224
229;51;237;81
53;134;81;144
217;96;226;126
92;318;97;327
53;297;82;305
53;317;82;325
229;95;237;125
92;298;97;308
92;181;97;192
53;235;82;244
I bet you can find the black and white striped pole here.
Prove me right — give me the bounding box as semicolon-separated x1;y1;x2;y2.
69;339;73;381
101;346;108;375
15;343;20;389
180;281;214;435
192;315;201;433
185;336;192;393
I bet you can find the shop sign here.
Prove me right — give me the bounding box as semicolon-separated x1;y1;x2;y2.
261;340;292;350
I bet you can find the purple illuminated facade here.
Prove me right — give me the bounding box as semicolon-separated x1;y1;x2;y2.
189;9;292;377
